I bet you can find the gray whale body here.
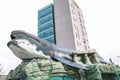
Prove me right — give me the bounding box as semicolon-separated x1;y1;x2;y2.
8;30;88;69
8;30;109;69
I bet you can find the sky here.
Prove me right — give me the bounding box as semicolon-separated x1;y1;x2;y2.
0;0;120;74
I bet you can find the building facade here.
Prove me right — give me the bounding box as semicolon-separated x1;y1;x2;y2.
38;0;89;51
38;4;55;43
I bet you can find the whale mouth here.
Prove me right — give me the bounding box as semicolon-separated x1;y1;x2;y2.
7;39;23;52
7;38;42;60
7;40;16;47
7;39;29;59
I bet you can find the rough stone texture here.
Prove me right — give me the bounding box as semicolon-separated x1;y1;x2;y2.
6;57;120;80
6;58;79;80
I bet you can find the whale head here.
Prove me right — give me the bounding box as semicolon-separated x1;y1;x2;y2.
10;30;55;56
7;38;50;60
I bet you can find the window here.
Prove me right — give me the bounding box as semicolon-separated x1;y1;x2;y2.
38;13;53;25
83;39;86;44
38;20;53;32
73;16;75;21
77;27;80;40
39;28;54;38
81;31;84;36
38;7;53;19
74;24;76;29
44;35;54;43
84;46;87;50
44;28;54;37
73;16;77;21
78;11;80;16
77;41;79;47
79;17;82;23
80;24;83;30
38;32;44;38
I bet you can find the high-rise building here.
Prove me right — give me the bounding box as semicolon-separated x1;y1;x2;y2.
38;4;55;43
38;0;90;51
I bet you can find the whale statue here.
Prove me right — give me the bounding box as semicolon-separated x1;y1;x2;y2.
7;30;109;69
7;30;88;69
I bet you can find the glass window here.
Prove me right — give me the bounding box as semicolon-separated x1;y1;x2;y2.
38;20;53;32
38;32;44;38
44;35;54;43
38;7;53;19
38;13;53;25
39;28;54;38
38;30;55;43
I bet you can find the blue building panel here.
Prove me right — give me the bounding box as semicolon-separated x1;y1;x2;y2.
38;28;54;38
44;35;55;43
38;20;53;32
38;7;53;19
38;4;55;43
38;14;53;26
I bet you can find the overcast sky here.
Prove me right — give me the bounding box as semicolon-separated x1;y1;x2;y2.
0;0;120;74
